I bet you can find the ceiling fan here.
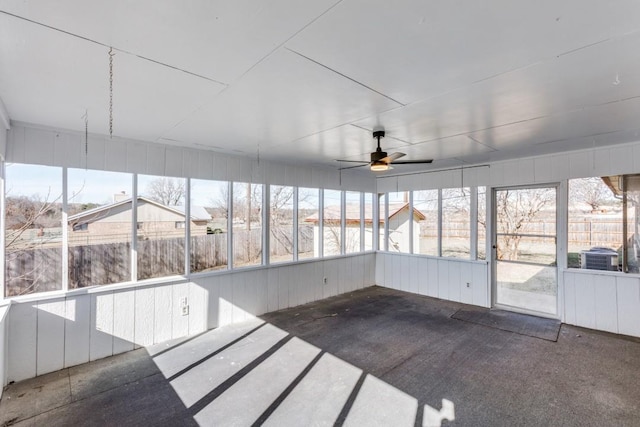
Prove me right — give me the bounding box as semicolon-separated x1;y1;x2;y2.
337;130;433;172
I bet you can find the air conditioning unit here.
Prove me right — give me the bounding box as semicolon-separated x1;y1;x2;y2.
580;247;619;271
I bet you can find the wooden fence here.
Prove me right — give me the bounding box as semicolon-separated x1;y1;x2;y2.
6;226;315;295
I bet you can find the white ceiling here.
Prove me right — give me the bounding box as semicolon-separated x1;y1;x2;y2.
2;1;640;174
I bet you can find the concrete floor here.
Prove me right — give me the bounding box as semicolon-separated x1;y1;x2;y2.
2;286;640;426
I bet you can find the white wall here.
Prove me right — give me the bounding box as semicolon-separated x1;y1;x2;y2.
0;302;8;394
375;253;489;308
376;139;640;338
6;122;375;192
564;270;640;337
6;253;375;383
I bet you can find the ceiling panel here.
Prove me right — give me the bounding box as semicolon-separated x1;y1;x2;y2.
0;0;339;83
288;0;640;105
162;49;400;155
469;96;640;153
0;14;225;140
353;32;640;146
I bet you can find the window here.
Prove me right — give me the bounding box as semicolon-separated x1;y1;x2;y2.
387;192;410;253
137;222;143;230
364;193;374;251
136;175;186;279
441;188;471;259
413;190;439;256
270;185;294;263
378;193;386;250
73;223;88;232
233;182;263;267
568;175;639;273
5;163;63;296
190;179;229;273
298;187;319;259
477;186;487;260
323;189;342;256
345;191;362;253
175;221;185;229
67;168;133;288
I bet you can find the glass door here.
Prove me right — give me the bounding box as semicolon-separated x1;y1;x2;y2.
493;186;558;316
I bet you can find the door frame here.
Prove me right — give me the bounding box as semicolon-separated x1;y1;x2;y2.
491;183;562;319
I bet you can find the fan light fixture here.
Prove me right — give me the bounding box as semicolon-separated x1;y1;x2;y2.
370;161;389;172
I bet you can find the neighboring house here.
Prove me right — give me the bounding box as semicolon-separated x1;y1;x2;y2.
67;195;212;245
305;202;425;256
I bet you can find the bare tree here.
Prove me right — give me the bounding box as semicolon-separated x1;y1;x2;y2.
270;186;294;254
496;188;555;261
569;177;617;213
146;178;185;206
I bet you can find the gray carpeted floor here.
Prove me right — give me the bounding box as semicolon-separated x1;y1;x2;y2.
2;286;640;426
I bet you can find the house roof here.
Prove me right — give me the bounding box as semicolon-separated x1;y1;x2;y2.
68;196;212;223
304;202;425;224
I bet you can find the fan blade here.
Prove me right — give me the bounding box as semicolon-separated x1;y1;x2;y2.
380;152;406;163
335;159;370;164
339;163;370;170
391;159;434;164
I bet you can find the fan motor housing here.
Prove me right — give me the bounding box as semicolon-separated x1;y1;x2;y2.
371;150;387;162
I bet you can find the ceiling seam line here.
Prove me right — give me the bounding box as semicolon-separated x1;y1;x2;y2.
232;0;346;83
0;10;228;86
285;48;406;107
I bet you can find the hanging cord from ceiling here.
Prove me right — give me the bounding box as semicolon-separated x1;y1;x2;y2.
82;109;89;169
109;47;115;139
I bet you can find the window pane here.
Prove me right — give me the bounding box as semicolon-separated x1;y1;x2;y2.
414;190;438;256
625;175;639;273
378;193;386;250
387;192;411;253
345;191;362;253
233;182;263;267
364;193;374;251
323;190;342;256
442;188;471;259
270;185;294;264
68;169;132;288
191;179;228;273
298;188;319;259
477;186;487;260
137;175;186;279
5;164;63;296
568;177;620;270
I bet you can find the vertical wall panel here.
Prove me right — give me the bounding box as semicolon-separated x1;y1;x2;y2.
24;128;56;166
203;277;220;331
324;260;339;298
437;260;450;300
255;270;269;317
517;159;535;185
534;157;552;183
231;273;248;323
408;257;419;295
574;274;596;329
165;147;184;178
426;259;439;298
460;263;473;304
181;149;200;179
592;148;612;177
171;283;190;339
133;287;155;347
563;273;577;325
609;145;635;175
54;132;82;168
218;275;234;327
399;256;410;292
126;141;147;173
90;292;114;361
617;276;640;337
471;263;488;307
267;268;280;313
188;281;208;335
105;139;127;172
64;295;91;367
146;144;165;176
7;303;37;382
314;261;325;301
447;262;461;303
594;275;618;334
112;291;135;354
279;266;291;309
417;258;428;296
375;253;384;287
569;151;592;179
86;136;106;171
153;285;173;344
549;154;569;181
36;299;66;376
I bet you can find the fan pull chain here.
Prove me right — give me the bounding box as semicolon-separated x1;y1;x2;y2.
83;110;89;169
